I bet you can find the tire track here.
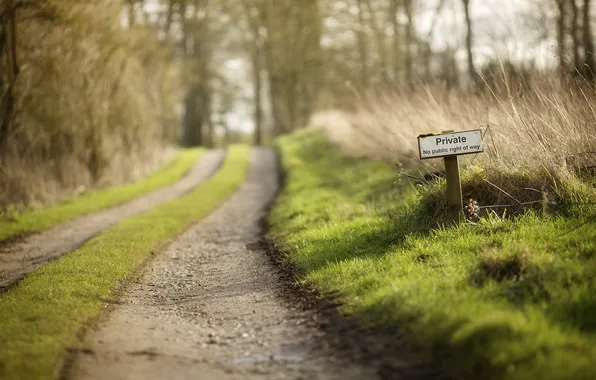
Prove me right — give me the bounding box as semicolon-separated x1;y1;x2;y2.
0;150;225;290
68;147;382;380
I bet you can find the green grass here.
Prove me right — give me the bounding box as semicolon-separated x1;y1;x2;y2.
0;145;249;380
270;130;596;380
0;148;203;242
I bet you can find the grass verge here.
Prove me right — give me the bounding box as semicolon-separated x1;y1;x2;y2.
0;145;249;380
0;148;203;242
270;130;596;380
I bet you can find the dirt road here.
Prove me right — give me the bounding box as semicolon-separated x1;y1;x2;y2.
66;147;444;380
0;150;225;290
65;148;378;380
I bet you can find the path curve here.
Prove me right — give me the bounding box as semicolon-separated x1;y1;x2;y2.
68;147;380;380
0;150;225;290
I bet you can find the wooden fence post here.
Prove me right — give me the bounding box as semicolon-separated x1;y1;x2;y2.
444;155;463;224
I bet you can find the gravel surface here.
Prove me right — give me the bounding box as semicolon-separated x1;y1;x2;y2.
0;150;225;290
66;148;384;380
66;147;446;380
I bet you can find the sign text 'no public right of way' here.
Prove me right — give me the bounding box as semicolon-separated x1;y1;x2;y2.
418;130;483;159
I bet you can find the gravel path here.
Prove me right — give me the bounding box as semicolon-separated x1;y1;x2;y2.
67;147;382;380
0;150;225;290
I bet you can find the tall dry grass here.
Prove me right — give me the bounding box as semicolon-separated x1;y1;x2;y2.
313;73;596;211
0;1;180;210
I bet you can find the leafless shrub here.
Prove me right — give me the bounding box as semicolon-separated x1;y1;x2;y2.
0;1;179;209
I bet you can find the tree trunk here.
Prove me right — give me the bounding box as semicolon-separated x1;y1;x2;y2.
404;0;413;87
355;0;369;88
220;111;229;146
297;0;322;128
260;1;286;136
198;66;212;147
243;1;265;144
262;37;288;134
0;89;14;148
425;0;447;82
462;0;476;83
180;1;188;55
252;48;263;145
263;39;285;136
365;0;389;83
183;87;202;147
183;0;212;147
424;44;432;80
571;0;582;70
583;0;596;78
555;0;567;75
139;0;149;23
205;104;213;148
389;0;400;84
127;0;136;27
6;6;18;84
0;4;18;148
164;0;175;38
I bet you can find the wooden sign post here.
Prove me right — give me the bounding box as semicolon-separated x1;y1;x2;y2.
417;130;483;224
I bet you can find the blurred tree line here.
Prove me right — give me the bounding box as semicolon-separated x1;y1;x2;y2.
221;0;596;138
553;0;596;78
1;0;594;206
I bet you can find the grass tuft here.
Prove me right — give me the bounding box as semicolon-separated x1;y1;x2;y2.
475;244;532;283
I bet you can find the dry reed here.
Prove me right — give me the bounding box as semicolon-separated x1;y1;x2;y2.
313;72;596;211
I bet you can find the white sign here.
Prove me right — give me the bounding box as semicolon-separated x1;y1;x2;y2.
418;130;483;159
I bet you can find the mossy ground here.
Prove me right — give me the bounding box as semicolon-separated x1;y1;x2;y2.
270;130;596;380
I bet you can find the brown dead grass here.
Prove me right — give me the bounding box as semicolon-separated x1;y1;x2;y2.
0;1;181;209
313;73;596;208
